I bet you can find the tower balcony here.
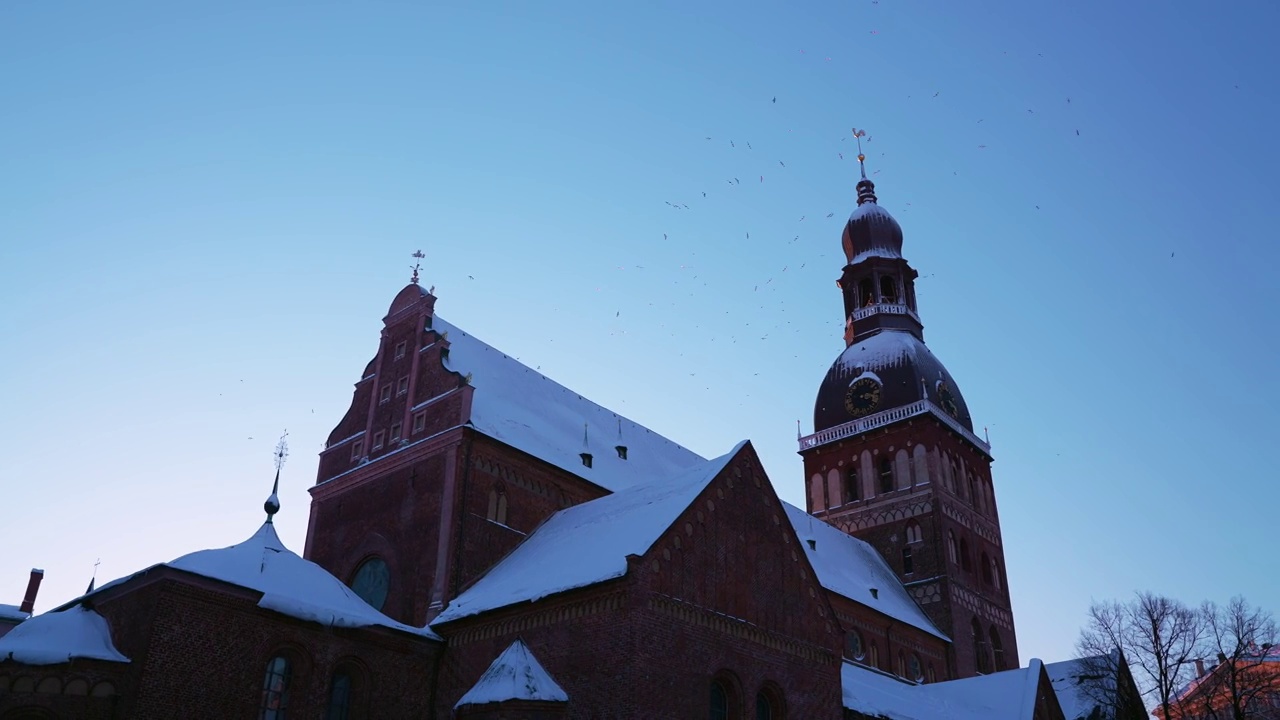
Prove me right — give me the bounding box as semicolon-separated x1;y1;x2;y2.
852;302;923;326
799;400;991;456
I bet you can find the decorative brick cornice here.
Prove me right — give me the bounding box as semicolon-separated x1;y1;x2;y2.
648;594;836;664
442;590;627;647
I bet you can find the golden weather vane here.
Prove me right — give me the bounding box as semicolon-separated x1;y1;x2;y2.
411;250;426;285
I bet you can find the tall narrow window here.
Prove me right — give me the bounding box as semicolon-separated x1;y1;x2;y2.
990;627;1006;671
967;473;977;505
379;385;392;403
327;672;351;720
487;490;498;521
972;618;991;674
496;493;508;525
859;279;874;307
960;538;972;572
756;691;781;720
905;520;922;544
413;412;426;433
260;656;291;719
902;547;914;575
394;341;406;360
845;467;860;502
397;376;409;395
869;642;879;669
880;275;898;303
371;431;385;451
981;552;993;585
993;558;1004;591
879;457;894;494
710;681;729;720
947;531;958;564
896;651;906;678
390;423;401;442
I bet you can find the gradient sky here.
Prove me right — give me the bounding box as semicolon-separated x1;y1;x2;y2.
3;0;1278;670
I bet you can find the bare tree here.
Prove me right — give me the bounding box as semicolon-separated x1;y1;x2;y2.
1077;591;1202;720
1185;597;1280;720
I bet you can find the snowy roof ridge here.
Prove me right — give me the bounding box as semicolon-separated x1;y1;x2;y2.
0;605;129;666
0;604;28;623
87;523;441;641
1045;653;1116;720
781;502;947;640
454;638;569;708
433;442;748;625
431;316;707;492
842;660;1051;720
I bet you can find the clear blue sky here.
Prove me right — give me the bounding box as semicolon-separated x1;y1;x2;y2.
3;0;1277;668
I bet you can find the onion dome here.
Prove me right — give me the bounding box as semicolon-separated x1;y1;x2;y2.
813;329;974;433
841;175;904;265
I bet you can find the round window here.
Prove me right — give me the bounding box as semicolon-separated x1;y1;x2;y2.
350;557;390;611
846;631;865;661
909;654;924;682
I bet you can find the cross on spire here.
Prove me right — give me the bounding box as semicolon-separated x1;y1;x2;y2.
265;430;288;523
411;250;426;285
851;128;878;205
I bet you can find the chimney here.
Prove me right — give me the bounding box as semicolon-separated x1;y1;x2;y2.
19;569;43;614
1195;659;1206;678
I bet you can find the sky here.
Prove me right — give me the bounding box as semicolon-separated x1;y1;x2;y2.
2;0;1278;672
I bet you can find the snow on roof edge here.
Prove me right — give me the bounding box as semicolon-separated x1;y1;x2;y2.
455;638;569;708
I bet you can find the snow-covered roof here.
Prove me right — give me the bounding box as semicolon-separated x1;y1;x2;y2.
0;605;129;666
433;315;706;492
92;523;441;640
842;660;1050;720
455;639;569;708
434;442;745;624
835;329;924;374
0;604;27;623
1045;654;1114;720
851;246;904;264
782;503;947;641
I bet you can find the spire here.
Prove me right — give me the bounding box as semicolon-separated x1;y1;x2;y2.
265;431;288;523
852;128;878;205
85;558;100;595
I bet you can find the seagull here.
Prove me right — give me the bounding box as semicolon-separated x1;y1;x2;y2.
779;161;786;167
772;97;777;103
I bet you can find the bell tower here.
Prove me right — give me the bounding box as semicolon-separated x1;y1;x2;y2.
798;135;1019;679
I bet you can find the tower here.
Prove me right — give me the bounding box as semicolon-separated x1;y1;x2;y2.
798;145;1019;678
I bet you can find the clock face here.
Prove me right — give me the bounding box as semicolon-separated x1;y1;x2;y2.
350;557;390;611
844;377;882;418
937;382;959;417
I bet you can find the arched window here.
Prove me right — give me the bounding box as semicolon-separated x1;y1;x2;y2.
901;547;914;575
496;492;508;525
947;531;958;564
880;275;898;303
260;656;292;719
981;552;993;585
927;664;936;683
350;557;390;611
859;279;874;307
896;650;906;678
967;473;977;505
990;627;1006;671
710;680;729;720
827;469;841;508
909;654;924;682
487;490;498;520
327;668;356;720
845;630;865;661
971;619;991;674
959;538;972;572
809;473;825;512
878;457;894;494
756;687;783;720
868;642;880;669
844;467;860;502
905;520;922;544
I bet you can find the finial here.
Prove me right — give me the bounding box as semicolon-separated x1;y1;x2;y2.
265;430;288;523
410;250;426;285
852;128;878;205
85;558;100;595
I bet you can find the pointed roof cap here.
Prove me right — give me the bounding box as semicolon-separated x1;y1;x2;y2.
454;639;569;708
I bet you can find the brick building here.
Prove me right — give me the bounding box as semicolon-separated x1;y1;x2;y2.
1;164;1106;719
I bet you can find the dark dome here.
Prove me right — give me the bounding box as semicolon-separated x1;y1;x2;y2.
814;329;974;433
841;200;903;265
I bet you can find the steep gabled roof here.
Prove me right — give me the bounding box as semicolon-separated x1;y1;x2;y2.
85;523;440;640
782;503;947;640
433;315;706;492
1046;652;1118;720
455;639;568;708
433;442;746;625
842;659;1054;720
0;605;129;666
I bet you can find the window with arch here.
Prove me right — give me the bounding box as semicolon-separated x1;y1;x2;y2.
880;275;898;303
981;552;993;586
927;664;937;684
878;457;894;494
901;547;914;575
755;686;783;720
327;670;352;720
486;490;509;525
896;650;906;678
959;538;972;572
971;619;992;674
990;627;1006;671
350;557;390;611
946;531;958;565
827;469;841;508
967;473;977;505
845;467;860;502
845;630;865;661
859;279;874;307
909;654;924;682
260;655;292;719
868;642;880;669
905;520;922;544
710;681;728;720
809;473;826;512
948;458;960;493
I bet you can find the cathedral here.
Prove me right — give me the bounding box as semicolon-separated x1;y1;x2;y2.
0;160;1146;719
